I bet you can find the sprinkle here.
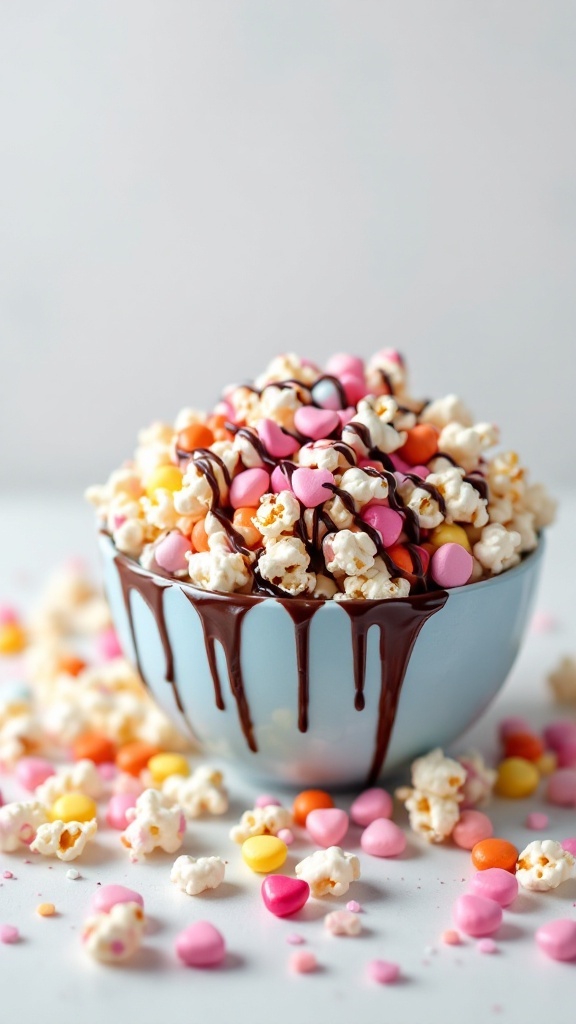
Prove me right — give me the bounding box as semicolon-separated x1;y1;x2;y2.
441;929;461;945
525;812;549;830
347;900;361;913
0;925;19;944
286;933;305;945
66;868;80;880
36;902;56;917
367;959;400;984
289;950;318;973
478;938;498;954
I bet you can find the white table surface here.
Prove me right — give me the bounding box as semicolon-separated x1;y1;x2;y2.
0;491;575;1024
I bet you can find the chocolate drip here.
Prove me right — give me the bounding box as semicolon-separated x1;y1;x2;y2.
211;508;255;558
280;600;320;732
464;473;489;502
186;448;232;510
340;592;448;783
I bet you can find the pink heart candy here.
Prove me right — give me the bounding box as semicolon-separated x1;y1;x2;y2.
92;884;144;915
340;372;368;406
175;921;226;968
337;407;356;428
257;419;300;458
306;808;349;847
291;468;335;508
294;406;340;441
360;818;406;858
325;353;365;378
229;468;270;509
350;787;393;826
360;507;404;549
270;465;293;493
261;875;310;918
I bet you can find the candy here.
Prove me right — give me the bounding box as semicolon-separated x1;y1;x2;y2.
257;419;300;458
0;623;26;655
147;752;189;783
293;789;334;826
176;424;214;452
543;721;576;751
294;406;340;441
367;959;400;984
495;757;540;798
50;793;97;823
360;818;406;857
145;465;183;498
229;468;270;509
261;875;310;917
561;837;576;856
453;894;502;937
350;786;393;826
536;919;576;962
325;353;365;378
441;930;461;945
175;921;226;967
502;732;544;762
155;531;192;574
477;938;497;954
546;769;576;806
499;715;531;741
430;543;473;588
429;523;472;552
270;465;292;493
72;732;117;765
310;379;343;410
92;884;144;914
116;741;162;777
106;793;137;830
0;925;19;944
324;910;362;936
36;903;56;917
242;835;288;873
397;424;439;466
277;828;294;845
15;757;55;792
452;810;493;850
232;508;263;549
191;517;210;552
359;507;403;548
525;812;549;830
289;950;318;973
471;838;519;873
95;626;123;660
306;808;349;847
291;468;335;508
254;793;281;808
469;868;518;907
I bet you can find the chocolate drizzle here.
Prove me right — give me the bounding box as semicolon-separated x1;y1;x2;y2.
280;600;321;732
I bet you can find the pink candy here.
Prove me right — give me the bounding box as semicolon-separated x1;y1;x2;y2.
525;812;549;830
306;808;349;847
543;721;576;751
561;837;576;856
0;605;18;626
325;354;365;379
229;468;270;509
547;768;576;806
291;468;335;508
271;465;292;493
469;868;518;907
155;531;192;574
261;875;310;918
92;884;144;915
360;507;404;549
289;950;318;973
367;959;400;984
106;793;137;830
536;919;576;962
294;406;340;441
15;757;55;792
95;626;123;661
452;894;502;937
257;419;299;458
452;810;493;850
175;921;226;968
254;794;281;808
430;543;473;589
277;828;294;846
477;938;498;955
499;716;531;741
350;786;393;826
360;818;407;858
0;925;19;944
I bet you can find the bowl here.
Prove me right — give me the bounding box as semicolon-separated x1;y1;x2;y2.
99;532;544;787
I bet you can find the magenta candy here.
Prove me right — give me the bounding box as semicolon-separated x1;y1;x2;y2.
155;531;192;574
557;741;576;767
360;818;406;858
325;354;365;378
229;468;270;509
360;507;403;549
106;793;137;830
367;959;400;984
350;787;393;826
291;468;335;508
261;875;310;918
257;419;299;458
453;894;502;937
547;768;576;806
469;868;518;907
499;715;531;741
536;919;576;962
15;757;55;792
543;721;576;751
95;627;122;661
92;884;144;914
477;938;497;955
270;465;292;493
294;406;340;441
561;837;576;856
306;808;349;847
175;921;226;967
431;543;473;588
452;810;493;850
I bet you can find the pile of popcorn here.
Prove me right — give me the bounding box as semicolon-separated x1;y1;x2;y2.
87;350;556;599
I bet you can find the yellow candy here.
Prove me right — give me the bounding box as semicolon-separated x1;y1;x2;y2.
242;835;288;874
147;752;190;784
145;465;183;498
0;624;27;655
495;757;539;799
429;524;472;553
50;792;97;823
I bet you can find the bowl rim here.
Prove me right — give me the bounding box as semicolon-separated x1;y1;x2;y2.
100;530;545;609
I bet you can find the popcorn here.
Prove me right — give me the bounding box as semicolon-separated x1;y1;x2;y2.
457;751;497;808
259;384;302;430
438;422;498;474
30;819;97;861
396;748;465;842
346;403;405;454
257;537;315;597
252;491;301;540
323;530;377;577
516;840;576;891
162;765;228;819
295;846;361;897
397;480;444;529
170;854;226;895
83;901;145;963
486;451;525;504
473;523;522;575
548;656;576;704
524;482;557;530
420;394;473;430
298;441;350;475
230;804;292;844
336;564;410;601
186;547;252;594
410;748;467;798
425;468;488;528
35;759;103;805
338;467;388;508
120;789;185;861
324;910;362;936
0;800;48;852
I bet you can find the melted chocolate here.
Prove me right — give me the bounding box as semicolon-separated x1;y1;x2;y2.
280;600;321;732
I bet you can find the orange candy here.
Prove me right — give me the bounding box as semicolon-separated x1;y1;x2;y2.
503;732;544;762
232;508;263;550
176;424;214;453
72;732;117;765
398;424;439;466
58;655;87;677
293;789;334;827
116;741;162;777
192;518;210;553
206;414;234;443
386;544;414;575
471;837;519;874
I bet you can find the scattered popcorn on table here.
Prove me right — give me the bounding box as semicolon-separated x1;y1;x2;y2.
170;854;226;895
230;804;292;843
35;759;103;805
295;847;361;897
324;910;362;936
30;818;97;861
516;840;576;892
396;749;465;843
162;765;228;819
120;789;185;861
0;800;48;852
82;901;145;963
548;656;576;705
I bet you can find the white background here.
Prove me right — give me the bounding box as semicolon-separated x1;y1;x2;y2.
1;1;575;491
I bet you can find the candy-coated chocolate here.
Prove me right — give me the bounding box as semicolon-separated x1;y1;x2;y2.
431;543;473;588
232;508;263;549
499;715;531;740
257;419;300;458
145;465;183;498
525;812;549;830
116;741;162;777
429;523;472;553
50;792;97;823
176;424;214;452
175;921;226;967
536;919;576;962
547;769;576;806
367;959;400;984
495;757;539;798
294;406;340;441
325;354;365;378
452;810;493;850
15;757;55;792
291;468;335;508
561;837;576;856
254;793;281;808
72;732;117;765
92;884;144;914
340;372;368;406
147;752;189;783
270;465;292;493
543;721;576;751
306;808;349;848
289;949;318;973
471;838;519;873
229;468;270;510
0;623;26;655
0;925;19;944
191;518;210;552
453;894;502;937
293;789;334;826
502;732;544;762
350;787;393;826
106;793;137;830
398;424;439;466
277;828;294;845
242;835;288;873
95;627;122;661
360;818;406;858
360;507;403;549
469;868;518;907
261;875;310;917
155;531;192;574
557;741;576;767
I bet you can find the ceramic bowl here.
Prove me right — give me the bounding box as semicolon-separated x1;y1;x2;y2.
100;533;544;787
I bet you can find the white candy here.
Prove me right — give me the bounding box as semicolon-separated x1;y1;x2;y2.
425;467;488;528
35;759;103;805
230;804;292;844
323;530;377;577
0;800;48;852
120;789;185;861
548;656;576;704
253;491;301;540
170;854;226;895
295;846;361;897
516;840;576;891
83;901;145;963
411;748;466;798
162;765;228;819
324;909;362;936
473;523;522;574
30;819;97;861
257;537;315;597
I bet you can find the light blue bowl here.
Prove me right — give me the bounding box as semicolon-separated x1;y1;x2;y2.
100;533;543;787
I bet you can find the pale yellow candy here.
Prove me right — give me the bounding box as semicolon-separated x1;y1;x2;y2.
145;465;183;498
429;523;472;553
147;752;190;784
0;624;27;655
495;757;539;799
242;835;288;873
50;792;97;823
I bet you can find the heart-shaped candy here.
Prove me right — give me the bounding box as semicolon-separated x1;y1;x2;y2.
261;875;310;918
306;807;349;847
270;465;293;493
360;818;406;858
291;468;335;508
360;507;404;549
175;921;226;967
294;406;340;441
257;419;300;458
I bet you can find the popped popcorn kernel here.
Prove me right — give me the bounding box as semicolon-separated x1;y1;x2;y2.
230;804;292;844
295;846;361;897
83;901;145;963
516;839;576;891
30;818;97;861
170;854;226;895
